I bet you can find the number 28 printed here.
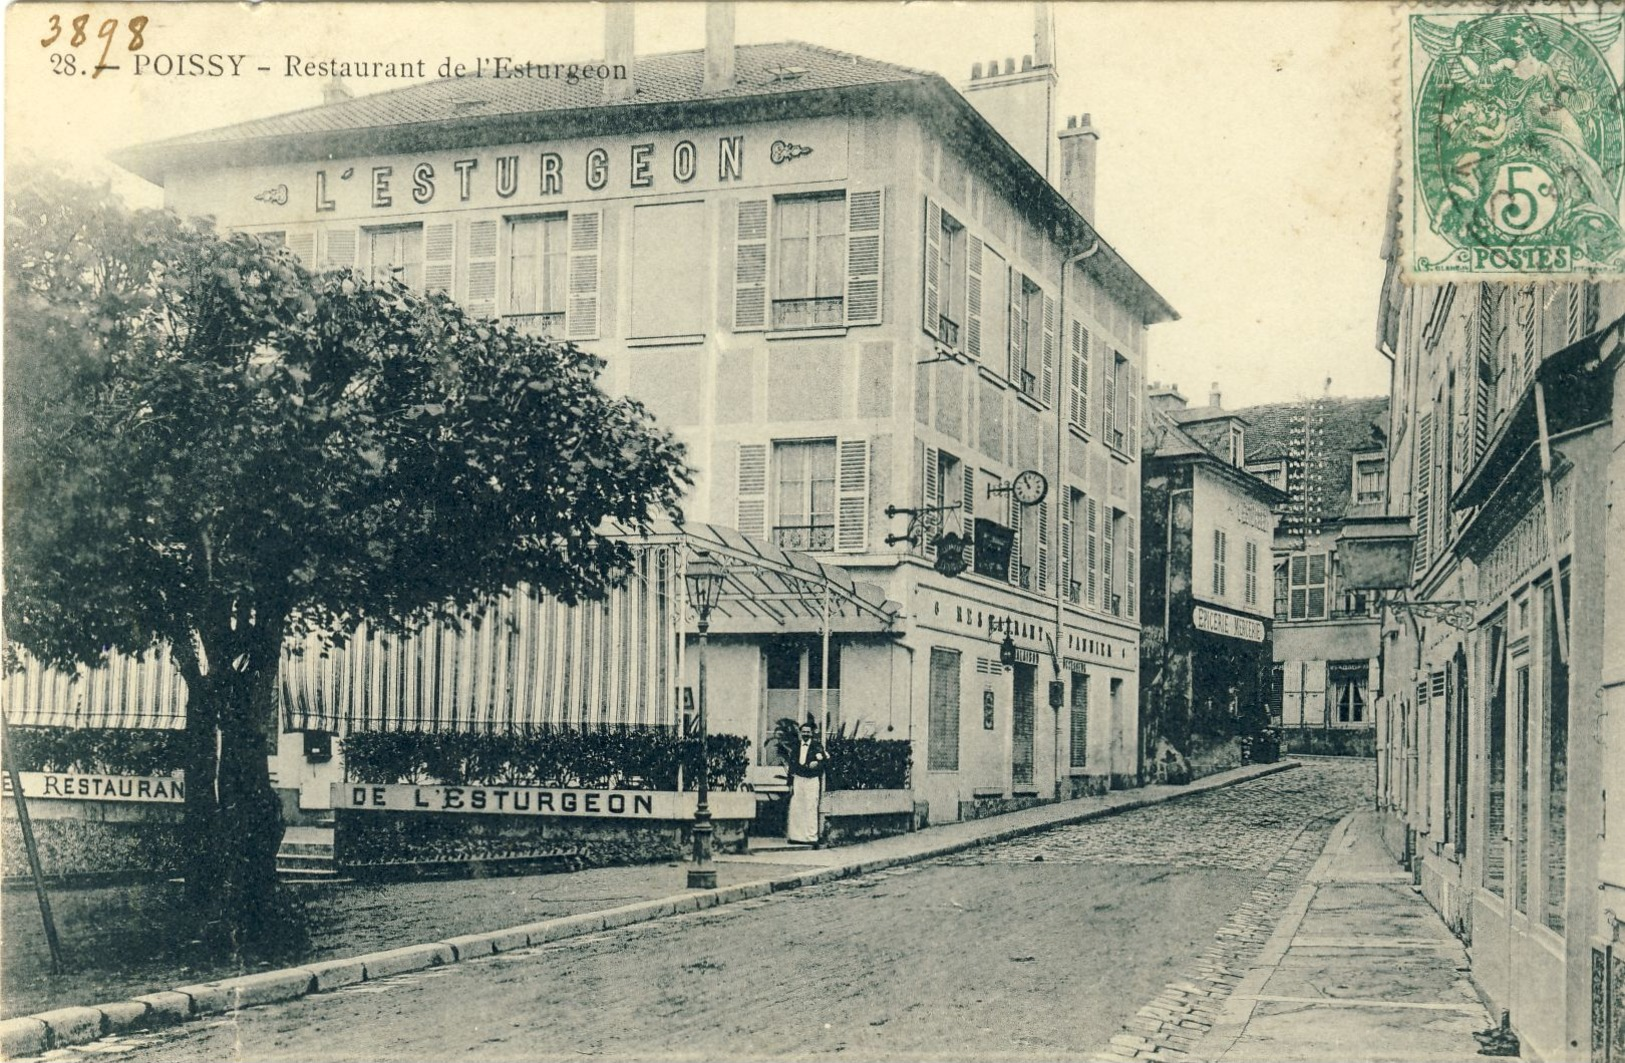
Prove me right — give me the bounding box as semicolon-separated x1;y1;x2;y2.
42;13;148;79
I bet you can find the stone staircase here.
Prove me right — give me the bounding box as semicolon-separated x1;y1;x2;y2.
275;822;343;883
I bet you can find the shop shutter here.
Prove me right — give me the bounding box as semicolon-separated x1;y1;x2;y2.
966;236;983;359
284;229;316;267
1036;498;1050;592
320;227;357;272
566;210;601;340
921;197;941;337
1059;494;1074;602
845;188;883;326
736;443;768;539
1069;675;1089;768
733;199;769;332
920;443;939;560
1041;292;1056;407
927;647;961;771
461;218;499;320
961;465;976;572
423;221;455;295
1085;496;1099;606
835;438;869;553
1126;515;1138;618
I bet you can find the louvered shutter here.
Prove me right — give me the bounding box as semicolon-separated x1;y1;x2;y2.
1102;351;1117;442
424;221;455;295
845;189;883;325
966;236;983;359
462;218;499;320
922;198;941;337
1085;496;1099;607
1102;509;1115;611
1125;360;1139;454
835;438;869;553
1036;498;1050;592
1126;515;1138;619
285;229;316;267
1414;411;1432;573
1059;494;1074;602
1070;322;1091;429
1041;292;1056;407
566;210;601;340
1008;494;1023;585
1007;266;1021;385
921;443;939;560
736;443;768;539
961;465;976;572
320;227;357;272
734;199;769;332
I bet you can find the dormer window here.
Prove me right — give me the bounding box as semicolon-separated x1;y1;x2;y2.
1227;423;1246;467
1248;460;1286;491
1353;455;1386;505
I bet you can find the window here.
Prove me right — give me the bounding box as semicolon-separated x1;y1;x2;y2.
631;201;705;338
1244;540;1259;607
1274;559;1289;620
773;440;836;551
927;648;961;771
366;224;422;289
1353;455;1386;505
1330;660;1369;723
508;214;568;336
1336;588;1372;618
1212;529;1228;599
937;211;967;346
1069;672;1089;768
1062;490;1084;604
1012;276;1042;397
773;192;846;329
1288;552;1329;620
1227;423;1246;467
760;640;841;764
1248;461;1286;491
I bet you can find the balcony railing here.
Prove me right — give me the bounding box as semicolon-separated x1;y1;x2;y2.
773;524;835;552
1017;564;1032;590
772;296;844;330
504;311;564;338
938;316;961;347
1066;581;1082;605
1018;369;1037;398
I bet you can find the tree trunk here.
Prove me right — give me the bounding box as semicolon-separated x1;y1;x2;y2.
214;661;285;948
180;680;222;911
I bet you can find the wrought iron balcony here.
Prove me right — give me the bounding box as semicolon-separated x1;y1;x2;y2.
772;296;844;330
504;311;564;338
938;315;960;347
1067;581;1082;605
773;524;835;552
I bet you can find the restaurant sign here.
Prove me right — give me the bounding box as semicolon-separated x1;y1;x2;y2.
1191;605;1266;644
336;783;755;820
2;772;184;803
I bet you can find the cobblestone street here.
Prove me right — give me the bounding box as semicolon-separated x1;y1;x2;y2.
37;760;1376;1063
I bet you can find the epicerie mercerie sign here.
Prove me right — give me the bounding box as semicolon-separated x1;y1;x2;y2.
1192;605;1267;644
1;772;184;803
338;783;704;819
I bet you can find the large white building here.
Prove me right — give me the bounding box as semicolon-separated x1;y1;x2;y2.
115;7;1175;823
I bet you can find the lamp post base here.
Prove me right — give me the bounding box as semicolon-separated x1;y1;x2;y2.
686;867;718;890
687;811;715;890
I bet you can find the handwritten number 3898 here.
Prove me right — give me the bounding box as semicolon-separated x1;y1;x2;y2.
41;14;148;78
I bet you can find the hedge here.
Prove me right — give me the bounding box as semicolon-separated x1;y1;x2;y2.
2;726;187;776
825;736;912;791
342;728;751;791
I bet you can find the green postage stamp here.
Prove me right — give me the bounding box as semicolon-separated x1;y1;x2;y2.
1403;6;1625;278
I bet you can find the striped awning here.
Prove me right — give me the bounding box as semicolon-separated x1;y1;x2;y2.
2;642;189;730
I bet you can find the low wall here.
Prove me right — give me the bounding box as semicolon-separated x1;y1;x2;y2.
1;773;186;885
332;783;755;877
822;789;915;846
1279;727;1376;758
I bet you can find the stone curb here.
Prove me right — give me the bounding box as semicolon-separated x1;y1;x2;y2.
0;761;1296;1060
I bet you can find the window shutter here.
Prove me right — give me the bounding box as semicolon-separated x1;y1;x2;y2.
921;198;941;337
734;199;769;332
1102;352;1117;441
1126;515;1137;619
284;229;316;267
1414;411;1432;574
462;218;499;320
1070;322;1092;429
1125;360;1139;453
1007;266;1021;384
1059;495;1074;602
1085;496;1099;606
566;210;601;340
961;465;976;572
1008;494;1023;586
845;189;883;326
966;236;983;359
1041;292;1056;407
1102;508;1115;610
1036;498;1050;593
320;227;357;272
424;222;455;295
835;438;870;553
736;443;768;539
920;443;939;560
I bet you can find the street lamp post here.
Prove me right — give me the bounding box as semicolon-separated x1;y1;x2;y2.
684;552;726;890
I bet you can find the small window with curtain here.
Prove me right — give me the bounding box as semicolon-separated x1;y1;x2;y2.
773;439;837;552
1330;660;1369;723
366;224;423;289
774;192;846;329
507;213;568;337
936;211;967;346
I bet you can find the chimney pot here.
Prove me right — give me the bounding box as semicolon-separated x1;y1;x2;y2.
702;3;736;94
971;62;982;79
1209;383;1222;407
603;4;634;101
1022;54;1033;71
1004;57;1015;74
1066;114;1077;129
321;75;352;105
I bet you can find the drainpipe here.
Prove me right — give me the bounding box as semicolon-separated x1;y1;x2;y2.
1055;234;1102;795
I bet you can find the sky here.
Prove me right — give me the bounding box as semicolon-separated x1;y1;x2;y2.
5;1;1398;407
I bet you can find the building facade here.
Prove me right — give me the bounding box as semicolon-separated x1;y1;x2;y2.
1368;224;1625;1058
115;10;1174;822
1139;404;1282;780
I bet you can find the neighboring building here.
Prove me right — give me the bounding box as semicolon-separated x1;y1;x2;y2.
1363;207;1625;1059
1139;400;1282;780
1149;383;1389;753
112;7;1175;822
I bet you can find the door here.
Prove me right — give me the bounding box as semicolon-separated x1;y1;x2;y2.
1012;664;1036;787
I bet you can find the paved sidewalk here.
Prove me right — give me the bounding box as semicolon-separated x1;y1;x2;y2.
1;761;1295;1058
1187;810;1501;1062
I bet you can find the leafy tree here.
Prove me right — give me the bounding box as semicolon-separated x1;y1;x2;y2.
4;168;689;940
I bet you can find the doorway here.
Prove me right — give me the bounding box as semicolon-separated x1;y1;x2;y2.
1012;663;1035;788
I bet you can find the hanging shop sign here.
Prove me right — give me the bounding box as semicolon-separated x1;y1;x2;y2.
1191;605;1266;644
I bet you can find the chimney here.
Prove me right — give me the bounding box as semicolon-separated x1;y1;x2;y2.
703;3;736;94
959;6;1057;178
1057;113;1099;221
321;76;352;106
1209;383;1222;408
603;4;635;102
1148;383;1189;414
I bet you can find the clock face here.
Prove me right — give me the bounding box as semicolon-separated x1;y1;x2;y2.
1012;469;1049;506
